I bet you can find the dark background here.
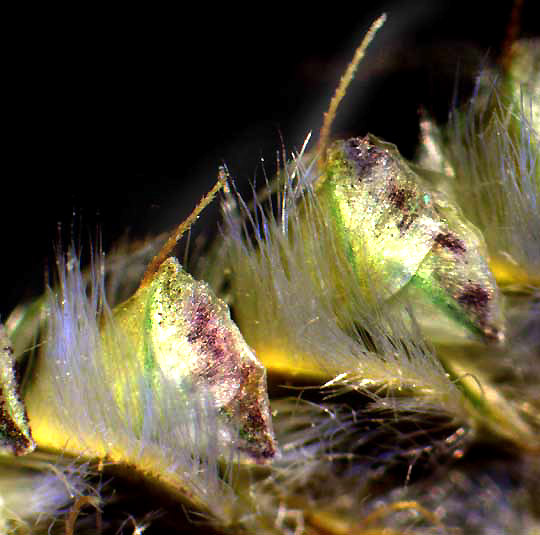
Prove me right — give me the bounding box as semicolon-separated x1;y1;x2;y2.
3;0;539;318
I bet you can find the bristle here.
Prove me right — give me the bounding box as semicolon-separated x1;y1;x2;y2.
245;392;467;535
446;63;540;284
0;454;95;534
374;454;540;534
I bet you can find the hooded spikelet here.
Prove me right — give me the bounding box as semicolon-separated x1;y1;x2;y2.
212;141;474;408
418;40;540;288
414;40;540;450
449;78;539;283
197;148;476;521
4;247;249;533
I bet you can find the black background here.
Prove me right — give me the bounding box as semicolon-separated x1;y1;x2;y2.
3;0;539;318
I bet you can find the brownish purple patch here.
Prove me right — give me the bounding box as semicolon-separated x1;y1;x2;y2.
187;298;235;385
385;179;417;233
457;284;490;324
344;136;388;179
387;180;413;211
184;288;276;462
227;375;277;461
434;232;466;255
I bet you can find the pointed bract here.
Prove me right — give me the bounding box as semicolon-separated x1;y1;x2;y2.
0;323;35;456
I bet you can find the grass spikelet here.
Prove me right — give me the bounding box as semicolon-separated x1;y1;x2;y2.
444;52;540;289
215;148;464;415
20;247;241;531
414;40;540;450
